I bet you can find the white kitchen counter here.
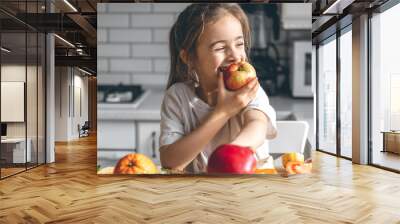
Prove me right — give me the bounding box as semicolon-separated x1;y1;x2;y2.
98;89;165;121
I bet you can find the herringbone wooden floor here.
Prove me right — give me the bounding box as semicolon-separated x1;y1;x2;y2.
1;135;400;223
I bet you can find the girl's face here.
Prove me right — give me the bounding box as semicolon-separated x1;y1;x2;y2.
193;13;247;91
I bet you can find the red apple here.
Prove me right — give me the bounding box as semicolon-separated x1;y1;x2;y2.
222;61;257;91
207;144;257;174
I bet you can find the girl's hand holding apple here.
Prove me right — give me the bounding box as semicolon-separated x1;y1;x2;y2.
214;63;259;118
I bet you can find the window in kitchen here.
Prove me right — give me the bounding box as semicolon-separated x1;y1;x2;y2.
339;26;352;159
317;35;337;155
370;1;400;171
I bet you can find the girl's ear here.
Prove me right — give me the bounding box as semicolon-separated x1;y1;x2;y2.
179;49;189;65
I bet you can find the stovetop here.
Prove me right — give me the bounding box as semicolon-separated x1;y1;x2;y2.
98;84;144;103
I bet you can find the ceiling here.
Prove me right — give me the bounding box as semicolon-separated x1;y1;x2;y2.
0;0;100;74
308;0;390;43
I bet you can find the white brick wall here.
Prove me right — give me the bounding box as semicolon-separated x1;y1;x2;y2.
99;74;131;85
154;59;169;72
131;74;168;86
98;14;129;28
97;3;189;86
153;29;169;43
131;44;169;58
98;44;130;57
109;29;152;43
110;59;152;72
97;29;107;42
131;14;175;28
108;3;151;13
98;59;109;72
153;3;191;13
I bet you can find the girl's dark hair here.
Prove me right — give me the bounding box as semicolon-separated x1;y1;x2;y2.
167;3;251;89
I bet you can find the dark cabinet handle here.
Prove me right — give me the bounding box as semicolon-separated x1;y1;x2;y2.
151;131;156;158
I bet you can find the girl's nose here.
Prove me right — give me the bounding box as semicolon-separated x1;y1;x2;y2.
227;47;243;64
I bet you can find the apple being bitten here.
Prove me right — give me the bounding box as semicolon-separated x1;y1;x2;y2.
222;61;257;91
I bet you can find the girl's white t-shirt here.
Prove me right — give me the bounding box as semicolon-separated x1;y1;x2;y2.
159;81;277;173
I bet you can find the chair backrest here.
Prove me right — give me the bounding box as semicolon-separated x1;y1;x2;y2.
82;121;90;129
269;121;309;154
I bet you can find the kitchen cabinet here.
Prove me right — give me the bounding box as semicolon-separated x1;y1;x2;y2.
97;89;164;166
137;121;161;165
281;4;311;30
97;120;136;150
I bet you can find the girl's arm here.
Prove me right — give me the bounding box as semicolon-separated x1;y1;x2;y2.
160;73;259;170
230;109;270;151
160;108;230;170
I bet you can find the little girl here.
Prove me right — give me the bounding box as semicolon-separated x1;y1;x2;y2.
159;3;277;173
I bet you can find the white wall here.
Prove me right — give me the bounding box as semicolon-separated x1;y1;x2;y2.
1;65;37;138
55;67;89;141
72;73;89;138
97;3;190;87
74;74;89;123
55;67;69;141
1;65;26;82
